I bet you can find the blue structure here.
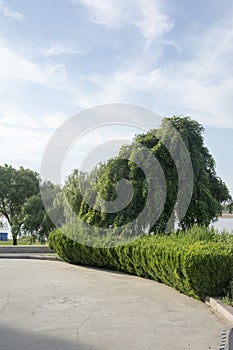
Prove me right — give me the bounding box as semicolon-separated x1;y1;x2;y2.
0;232;8;241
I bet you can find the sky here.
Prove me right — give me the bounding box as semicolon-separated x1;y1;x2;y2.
0;0;233;194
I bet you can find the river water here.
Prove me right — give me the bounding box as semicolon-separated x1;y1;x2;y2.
211;217;233;233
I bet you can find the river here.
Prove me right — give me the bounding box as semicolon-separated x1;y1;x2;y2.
211;217;233;233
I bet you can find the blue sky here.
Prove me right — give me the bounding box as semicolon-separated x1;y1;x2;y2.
0;0;232;194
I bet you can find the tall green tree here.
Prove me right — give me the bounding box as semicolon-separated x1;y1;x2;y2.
0;164;40;244
166;117;231;228
20;182;64;243
21;194;48;243
64;117;231;234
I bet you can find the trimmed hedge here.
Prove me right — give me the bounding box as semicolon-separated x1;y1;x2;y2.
49;226;233;300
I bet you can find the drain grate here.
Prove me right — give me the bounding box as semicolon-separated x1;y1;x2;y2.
219;330;227;350
219;329;233;350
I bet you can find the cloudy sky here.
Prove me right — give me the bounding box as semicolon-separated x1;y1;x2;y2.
0;0;232;194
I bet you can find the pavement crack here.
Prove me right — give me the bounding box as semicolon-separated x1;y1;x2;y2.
0;288;10;313
76;308;98;339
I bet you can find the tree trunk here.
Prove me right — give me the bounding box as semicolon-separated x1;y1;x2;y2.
166;211;175;232
13;236;17;245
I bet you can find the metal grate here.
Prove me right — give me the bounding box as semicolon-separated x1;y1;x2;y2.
219;330;227;350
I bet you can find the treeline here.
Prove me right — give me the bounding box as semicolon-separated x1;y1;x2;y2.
0;165;64;245
63;116;231;237
0;116;232;245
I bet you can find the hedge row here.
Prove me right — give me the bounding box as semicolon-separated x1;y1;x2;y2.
49;225;233;300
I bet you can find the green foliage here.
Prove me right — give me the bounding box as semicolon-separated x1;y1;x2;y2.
0;164;40;244
224;280;233;306
49;225;233;300
166;117;231;227
0;164;65;245
21;194;47;242
21;181;66;243
63;116;231;234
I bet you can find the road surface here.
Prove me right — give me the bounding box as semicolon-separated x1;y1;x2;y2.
0;259;231;350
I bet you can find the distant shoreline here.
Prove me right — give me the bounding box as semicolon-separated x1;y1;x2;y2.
219;213;233;219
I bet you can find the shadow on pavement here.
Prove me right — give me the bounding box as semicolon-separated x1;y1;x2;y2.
0;324;99;350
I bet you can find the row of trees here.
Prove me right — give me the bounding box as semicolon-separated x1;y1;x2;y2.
0;165;62;245
0;117;232;245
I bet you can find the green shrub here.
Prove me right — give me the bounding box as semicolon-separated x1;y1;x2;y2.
49;225;233;300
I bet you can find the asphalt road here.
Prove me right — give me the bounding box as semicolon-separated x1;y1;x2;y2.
0;259;231;350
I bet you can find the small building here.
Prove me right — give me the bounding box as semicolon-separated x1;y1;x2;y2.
0;232;8;241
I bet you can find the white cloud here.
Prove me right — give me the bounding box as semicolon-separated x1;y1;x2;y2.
0;109;68;131
72;17;233;128
3;6;23;19
0;109;69;170
0;38;68;89
162;19;233;127
0;119;48;168
0;1;23;19
39;43;82;57
73;0;124;27
134;0;173;42
72;0;173;41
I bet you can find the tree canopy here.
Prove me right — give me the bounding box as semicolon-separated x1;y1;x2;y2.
0;164;40;244
20;182;64;243
0;165;63;245
63;116;231;234
0;117;231;245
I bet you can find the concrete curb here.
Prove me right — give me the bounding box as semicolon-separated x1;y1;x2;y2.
0;246;62;261
0;254;63;261
205;296;233;324
0;246;53;253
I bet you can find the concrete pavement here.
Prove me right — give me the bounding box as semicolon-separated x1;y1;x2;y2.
0;245;61;261
0;259;231;350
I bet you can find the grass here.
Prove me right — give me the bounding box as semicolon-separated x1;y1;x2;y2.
221;296;233;307
221;279;233;307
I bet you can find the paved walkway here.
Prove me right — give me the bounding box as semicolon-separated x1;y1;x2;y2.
0;259;231;350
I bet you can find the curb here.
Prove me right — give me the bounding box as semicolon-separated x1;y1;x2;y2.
205;297;233;324
0;246;53;253
0;254;63;262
